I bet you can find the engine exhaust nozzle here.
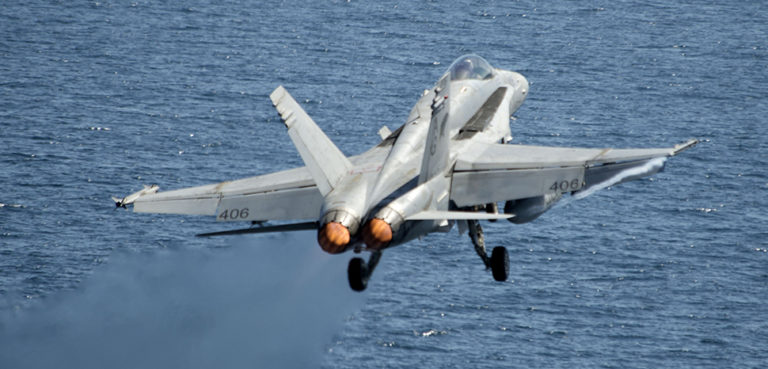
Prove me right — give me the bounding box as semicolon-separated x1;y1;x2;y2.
317;209;360;254
318;222;351;254
362;218;393;250
362;206;404;250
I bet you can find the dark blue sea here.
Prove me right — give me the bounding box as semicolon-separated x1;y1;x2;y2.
1;1;766;368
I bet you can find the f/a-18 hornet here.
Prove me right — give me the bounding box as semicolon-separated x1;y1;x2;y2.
116;55;697;291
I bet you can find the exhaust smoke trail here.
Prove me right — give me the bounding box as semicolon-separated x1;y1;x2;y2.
0;232;363;369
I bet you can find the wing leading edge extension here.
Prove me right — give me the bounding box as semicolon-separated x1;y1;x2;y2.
450;139;698;207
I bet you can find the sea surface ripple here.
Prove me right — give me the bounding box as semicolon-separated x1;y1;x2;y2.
1;1;766;368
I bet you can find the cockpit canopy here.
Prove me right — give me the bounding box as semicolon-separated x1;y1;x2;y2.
448;54;494;81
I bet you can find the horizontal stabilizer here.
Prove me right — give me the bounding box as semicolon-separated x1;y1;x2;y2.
196;221;318;237
270;86;352;196
405;210;513;221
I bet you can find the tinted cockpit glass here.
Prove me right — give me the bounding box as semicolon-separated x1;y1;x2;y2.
448;54;494;81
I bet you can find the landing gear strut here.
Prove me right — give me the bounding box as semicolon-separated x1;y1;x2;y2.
467;219;509;282
468;219;490;268
348;250;382;292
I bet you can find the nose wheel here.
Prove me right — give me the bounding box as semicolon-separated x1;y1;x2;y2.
348;250;382;291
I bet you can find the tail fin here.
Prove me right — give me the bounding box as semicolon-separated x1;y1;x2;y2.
419;75;451;184
270;86;352;196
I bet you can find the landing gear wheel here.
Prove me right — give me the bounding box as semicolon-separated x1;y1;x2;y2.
490;246;509;282
348;257;368;292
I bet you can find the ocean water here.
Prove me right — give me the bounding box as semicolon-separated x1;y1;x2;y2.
1;1;766;368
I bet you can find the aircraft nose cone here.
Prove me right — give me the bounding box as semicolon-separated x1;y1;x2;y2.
318;222;350;254
362;218;393;250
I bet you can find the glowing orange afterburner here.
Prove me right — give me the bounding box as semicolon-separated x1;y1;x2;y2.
362;218;393;249
317;222;350;254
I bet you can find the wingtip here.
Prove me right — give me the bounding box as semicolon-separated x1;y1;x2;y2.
673;138;699;155
269;85;287;105
111;197;124;208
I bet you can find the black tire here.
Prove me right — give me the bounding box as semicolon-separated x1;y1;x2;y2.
348;257;368;292
490;246;509;282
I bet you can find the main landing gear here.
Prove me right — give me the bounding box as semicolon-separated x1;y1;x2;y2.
347;218;510;291
348;250;382;292
468;219;509;282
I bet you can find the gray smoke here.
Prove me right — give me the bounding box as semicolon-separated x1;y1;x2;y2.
0;232;362;369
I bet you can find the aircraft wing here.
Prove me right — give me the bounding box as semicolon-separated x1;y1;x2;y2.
132;166;323;222
128;139;392;223
450;139;698;207
125;83;396;224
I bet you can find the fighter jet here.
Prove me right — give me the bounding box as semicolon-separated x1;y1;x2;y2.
115;55;697;291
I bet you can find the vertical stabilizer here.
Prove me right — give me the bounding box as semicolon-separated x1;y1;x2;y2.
270;86;352;196
418;75;451;184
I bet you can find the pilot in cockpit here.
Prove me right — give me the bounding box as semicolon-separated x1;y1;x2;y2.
451;60;474;80
449;55;494;81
